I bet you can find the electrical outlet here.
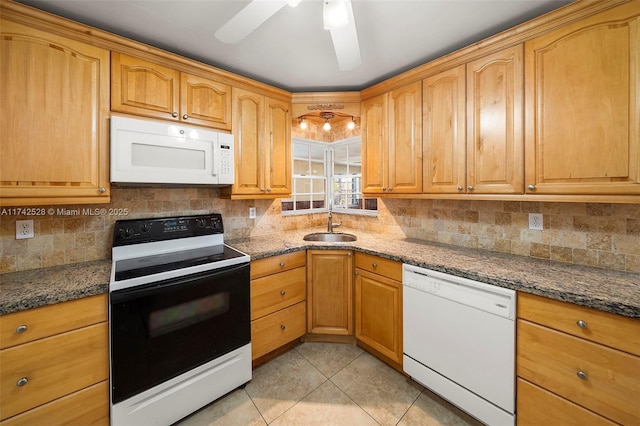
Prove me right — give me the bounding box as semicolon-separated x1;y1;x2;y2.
528;213;543;230
16;219;34;239
248;207;256;219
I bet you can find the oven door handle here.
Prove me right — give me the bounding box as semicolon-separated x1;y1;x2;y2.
110;263;249;304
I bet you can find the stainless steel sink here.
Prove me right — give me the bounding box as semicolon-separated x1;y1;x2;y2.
303;232;357;242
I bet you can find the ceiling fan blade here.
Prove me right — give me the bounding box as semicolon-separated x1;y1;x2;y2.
329;0;361;70
215;0;288;44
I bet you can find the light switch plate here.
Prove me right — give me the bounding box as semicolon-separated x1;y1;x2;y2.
528;213;543;230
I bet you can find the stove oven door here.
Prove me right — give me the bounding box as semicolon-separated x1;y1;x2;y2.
109;263;250;404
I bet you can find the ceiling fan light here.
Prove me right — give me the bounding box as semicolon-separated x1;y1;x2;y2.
323;0;348;30
323;120;332;131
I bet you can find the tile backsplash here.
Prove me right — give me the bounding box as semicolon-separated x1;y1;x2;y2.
1;188;639;274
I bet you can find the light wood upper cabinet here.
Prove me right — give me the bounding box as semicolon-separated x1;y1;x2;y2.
524;4;640;196
422;65;467;193
306;250;353;336
466;45;524;194
0;19;110;206
112;52;231;130
362;81;422;195
222;88;291;198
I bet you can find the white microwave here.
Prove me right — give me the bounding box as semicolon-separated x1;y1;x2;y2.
110;114;234;186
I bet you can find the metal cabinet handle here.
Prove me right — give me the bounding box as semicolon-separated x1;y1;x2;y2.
280;325;286;330
347;252;352;256
279;262;285;267
172;112;178;118
467;185;474;191
98;187;106;193
372;263;377;268
354;271;359;276
457;185;463;191
16;377;28;387
577;320;587;329
381;187;387;191
577;371;588;380
267;188;272;192
388;187;393;191
182;114;188;120
280;290;286;296
528;184;536;191
16;325;27;334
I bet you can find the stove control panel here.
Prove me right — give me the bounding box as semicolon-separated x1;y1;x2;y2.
113;213;224;246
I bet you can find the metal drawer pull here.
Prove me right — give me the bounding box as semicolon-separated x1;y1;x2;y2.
172;112;178;117
16;377;28;387
577;320;587;329
279;262;285;267
577;371;588;380
280;290;286;296
182;114;189;120
372;263;377;268
280;325;286;330
16;325;28;334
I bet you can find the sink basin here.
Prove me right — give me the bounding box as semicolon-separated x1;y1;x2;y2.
303;232;357;242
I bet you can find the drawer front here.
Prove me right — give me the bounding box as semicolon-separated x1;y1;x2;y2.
250;251;306;280
0;380;109;426
251;266;306;320
0;323;108;420
251;301;306;360
355;252;402;282
517;320;640;425
0;294;107;350
516;379;616;426
518;292;640;356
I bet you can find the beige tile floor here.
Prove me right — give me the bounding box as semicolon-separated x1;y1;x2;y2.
176;342;483;426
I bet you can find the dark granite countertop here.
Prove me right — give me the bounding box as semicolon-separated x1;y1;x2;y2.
1;229;639;318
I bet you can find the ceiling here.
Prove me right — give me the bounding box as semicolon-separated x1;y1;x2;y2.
16;0;573;92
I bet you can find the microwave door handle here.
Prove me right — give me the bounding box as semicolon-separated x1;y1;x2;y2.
212;142;219;178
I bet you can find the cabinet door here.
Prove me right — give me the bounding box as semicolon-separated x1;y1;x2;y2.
180;73;231;130
361;94;388;193
524;4;640;195
111;52;180;121
306;250;353;335
388;81;422;193
423;65;467;193
265;97;292;195
231;87;265;195
0;20;110;206
467;44;524;194
355;269;402;364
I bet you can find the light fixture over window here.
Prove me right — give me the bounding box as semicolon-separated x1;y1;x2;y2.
298;117;308;130
323;0;348;30
297;111;357;132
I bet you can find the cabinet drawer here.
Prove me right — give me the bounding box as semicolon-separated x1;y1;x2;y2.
355;252;402;282
251;301;306;360
516;378;615;426
0;380;109;426
518;292;640;356
0;322;108;420
0;294;107;350
251;266;305;320
517;320;640;425
250;251;306;280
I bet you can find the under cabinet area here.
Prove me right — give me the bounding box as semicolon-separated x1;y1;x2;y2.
306;250;354;336
0;19;110;207
250;251;306;361
516;292;640;425
0;295;109;425
354;253;403;370
111;52;232;130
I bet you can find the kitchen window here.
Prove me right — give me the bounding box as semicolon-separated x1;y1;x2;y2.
282;137;377;216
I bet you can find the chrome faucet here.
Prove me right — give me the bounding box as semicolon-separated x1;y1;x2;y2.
327;210;341;233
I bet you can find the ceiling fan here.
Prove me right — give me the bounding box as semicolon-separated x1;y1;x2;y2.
214;0;361;71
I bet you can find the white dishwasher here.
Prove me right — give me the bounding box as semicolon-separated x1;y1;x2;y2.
403;264;516;426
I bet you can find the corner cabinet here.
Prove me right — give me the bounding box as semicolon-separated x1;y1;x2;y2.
354;253;403;370
0;295;109;425
221;88;291;199
306;250;353;336
0;19;110;206
516;292;640;425
362;81;422;195
524;3;640;196
423;45;524;194
111;52;232;131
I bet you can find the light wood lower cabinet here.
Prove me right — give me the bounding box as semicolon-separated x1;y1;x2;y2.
306;250;354;335
250;251;306;360
354;253;403;368
517;292;640;425
0;295;108;424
